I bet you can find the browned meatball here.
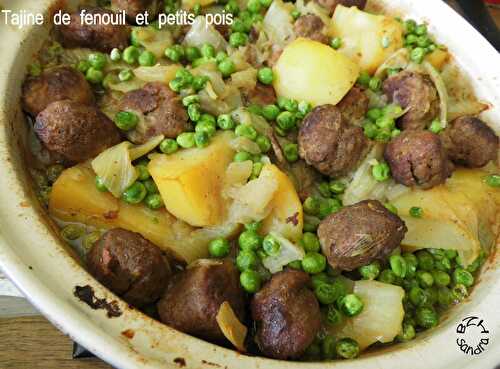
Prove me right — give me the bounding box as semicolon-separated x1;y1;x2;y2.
384;130;453;189
315;0;366;15
383;71;439;131
244;83;277;106
87;228;171;307
293;15;329;44
337;86;370;126
298;104;368;177
34;100;121;163
441;116;499;168
157;260;246;343
318;200;407;271
111;0;158;23
118;82;191;144
57;8;131;52
22;66;95;117
251;269;321;359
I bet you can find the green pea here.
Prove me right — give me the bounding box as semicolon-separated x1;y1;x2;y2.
138;51;157;66
257;67;274;85
165;47;181;62
415;24;428;36
437;286;453;307
404;19;417;34
363;121;378;138
416;306;438;329
110;48;121;61
208;238;230;258
218;58;236;77
389;255;407;278
85;67;104;84
229;32;248;48
61;224;85;241
82;231;101;254
303;215;320;232
387;67;401;76
398;322;416;342
259;0;273;7
200;43;216;58
410;47;426;64
261;104;280;121
238;230;262;251
194;131;210;148
88;52;107;70
251;162;263;178
233;151;251;162
247;104;262;116
432;270;451;287
375;128;392;142
283;143;299;162
231;18;248;33
247;0;261;13
168;77;184;92
240;269;261;293
143;178;158;194
417;270;434;288
378;269;396;284
408;286;426;306
276;111;296;130
338;294;364;317
453;268;474;287
366;108;383;122
403;253;418;277
384;203;398;215
427;119;443;134
235;124;258;141
225;0;240;14
184;46;201;62
409;206;424;218
359;261;381;280
451;283;468;303
303;196;320;216
28;62;42;77
330;36;343;50
77;60;91;74
144;193;163;210
357;71;371;87
314;283;340;305
416;250;434;271
300;232;320;253
434;257;452;272
244;221;261;232
485;174;500;188
176;68;193;85
184;104;200;122
123;46;140;64
122;182;147;204
159;138;178;154
375;116;396;130
216;114;234;130
326;305;343;326
320;335;336;360
176;132;196;149
302;252;327;274
372;162;391;182
252;135;271;154
114;111;139;130
311;273;330;288
369;76;382;91
136;164;150;181
290;9;301;20
196;117;217;137
236;250;259;271
318;198;342;219
262;234;281;256
288;260;302;270
336;338;359;359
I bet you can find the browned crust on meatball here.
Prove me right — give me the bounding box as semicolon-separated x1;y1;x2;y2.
314;0;367;15
57;7;131;52
440;116;499;168
34;100;121;163
157;260;246;343
244;83;277;106
383;71;439;131
22;66;95;117
293;15;329;44
298;104;368;177
384;130;453;189
318;200;407;271
336;86;370;126
119;82;190;144
251;269;321;359
87;228;171;307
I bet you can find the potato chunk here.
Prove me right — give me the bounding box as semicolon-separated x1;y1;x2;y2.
331;5;404;74
260;164;304;242
148;131;236;227
272;38;359;107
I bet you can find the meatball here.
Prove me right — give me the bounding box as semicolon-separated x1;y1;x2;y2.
315;0;367;15
157;260;246;343
244;83;277;106
111;0;158;23
441;116;499;168
385;130;453;189
87;228;171;307
293;15;329;44
337;86;370;126
318;200;407;271
118;82;190;144
22;66;95;117
383;71;439;131
251;269;321;359
34;100;121;163
298;104;368;177
57;8;131;52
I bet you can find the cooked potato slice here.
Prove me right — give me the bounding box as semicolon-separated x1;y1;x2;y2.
260;164;304;242
148;132;236;227
331;5;404;74
273;38;359;107
330;280;404;350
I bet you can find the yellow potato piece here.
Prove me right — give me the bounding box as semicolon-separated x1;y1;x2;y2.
273;38;359;107
260;164;303;242
148;132;236;227
426;49;449;71
331;5;404;74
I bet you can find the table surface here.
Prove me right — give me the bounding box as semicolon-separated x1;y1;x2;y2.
1;5;499;369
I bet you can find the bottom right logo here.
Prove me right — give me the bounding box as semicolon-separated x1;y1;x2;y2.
456;316;490;356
